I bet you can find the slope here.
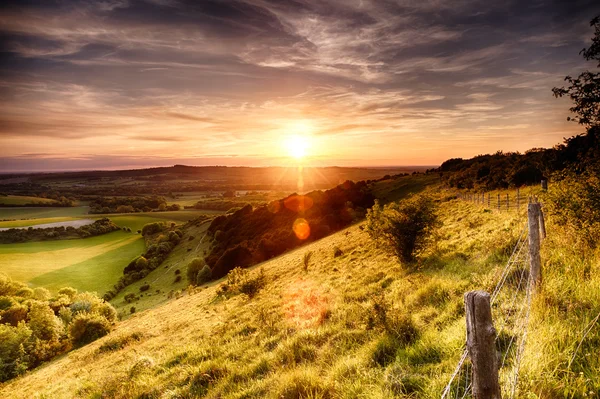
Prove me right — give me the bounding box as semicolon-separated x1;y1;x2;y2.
2;188;598;398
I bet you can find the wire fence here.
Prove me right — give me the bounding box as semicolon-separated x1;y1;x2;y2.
457;191;529;212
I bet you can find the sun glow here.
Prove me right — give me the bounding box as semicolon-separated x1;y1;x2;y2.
282;120;315;160
285;135;310;159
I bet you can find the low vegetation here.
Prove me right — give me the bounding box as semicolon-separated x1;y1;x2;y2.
89;196;177;214
366;194;439;263
0;275;117;382
0;218;121;244
104;222;183;301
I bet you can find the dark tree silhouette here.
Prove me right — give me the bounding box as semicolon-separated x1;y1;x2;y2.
553;16;600;127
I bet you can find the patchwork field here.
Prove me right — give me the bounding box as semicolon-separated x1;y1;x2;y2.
0;231;144;294
0;206;90;222
0;209;221;294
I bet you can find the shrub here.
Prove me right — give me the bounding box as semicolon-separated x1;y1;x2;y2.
135;256;148;270
174;275;182;283
98;331;144;353
58;287;77;300
139;284;150;292
196;265;212;285
218;267;267;299
333;247;343;258
366;195;439;263
302;251;312;272
33;287;51;301
69;313;112;346
186;258;206;285
546;167;600;247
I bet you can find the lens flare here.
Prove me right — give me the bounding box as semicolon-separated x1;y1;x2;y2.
293;218;311;240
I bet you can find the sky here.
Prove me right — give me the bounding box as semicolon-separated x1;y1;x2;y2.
1;0;599;172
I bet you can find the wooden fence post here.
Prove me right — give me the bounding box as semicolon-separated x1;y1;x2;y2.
488;193;490;207
517;188;520;211
539;206;546;240
497;194;500;211
528;203;542;287
465;291;502;399
506;193;509;211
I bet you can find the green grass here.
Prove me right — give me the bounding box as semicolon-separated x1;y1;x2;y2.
370;173;438;203
1;188;598;398
0;231;145;294
0;210;217;295
110;220;213;315
0;206;89;222
0;195;58;205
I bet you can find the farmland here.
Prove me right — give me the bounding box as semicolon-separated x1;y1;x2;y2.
0;207;222;294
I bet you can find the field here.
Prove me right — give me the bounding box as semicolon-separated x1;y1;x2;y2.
0;231;144;294
0;195;58;205
0;209;221;294
0;206;90;223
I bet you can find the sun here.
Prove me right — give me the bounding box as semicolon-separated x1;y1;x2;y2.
285;134;310;159
282;120;314;160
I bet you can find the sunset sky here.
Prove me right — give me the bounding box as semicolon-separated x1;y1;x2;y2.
1;0;599;172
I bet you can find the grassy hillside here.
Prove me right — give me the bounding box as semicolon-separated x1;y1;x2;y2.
0;195;58;206
1;185;598;398
110;219;214;316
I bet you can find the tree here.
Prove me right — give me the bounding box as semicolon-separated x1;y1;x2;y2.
366;195;439;264
186;258;206;285
553;16;600;127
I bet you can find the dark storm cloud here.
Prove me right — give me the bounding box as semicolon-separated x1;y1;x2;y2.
0;0;599;170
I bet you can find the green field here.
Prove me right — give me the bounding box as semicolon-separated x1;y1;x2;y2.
0;206;89;222
0;231;145;294
0;195;58;205
0;209;219;294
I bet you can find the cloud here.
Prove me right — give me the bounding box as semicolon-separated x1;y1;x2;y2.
0;0;598;168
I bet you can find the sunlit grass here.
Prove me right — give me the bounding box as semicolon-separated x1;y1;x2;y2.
1;186;598;398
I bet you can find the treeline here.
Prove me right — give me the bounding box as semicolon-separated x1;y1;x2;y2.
0;275;117;382
436;126;600;190
185;199;251;212
0;218;121;244
204;180;374;279
103;221;185;301
89;196;179;214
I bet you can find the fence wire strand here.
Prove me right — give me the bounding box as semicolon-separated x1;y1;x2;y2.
442;222;532;399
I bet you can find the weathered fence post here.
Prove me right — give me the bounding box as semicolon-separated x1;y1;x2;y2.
528;202;542;287
517;188;520;211
497;194;500;211
488;193;490;207
539;206;546;240
506;193;509;211
541;179;548;191
465;291;502;399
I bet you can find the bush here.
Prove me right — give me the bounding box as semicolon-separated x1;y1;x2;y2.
218;267;266;299
186;258;206;285
196;265;212;285
366;195;439;263
546;167;600;248
302;251;312;272
139;284;150;292
58;287;77;299
69;313;112;346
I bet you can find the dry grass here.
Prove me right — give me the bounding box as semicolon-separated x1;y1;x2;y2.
1;191;597;398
